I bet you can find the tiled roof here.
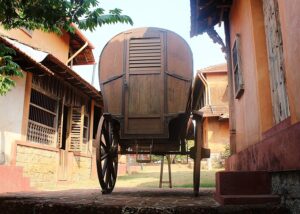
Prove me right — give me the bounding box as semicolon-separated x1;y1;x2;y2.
200;105;229;119
1;35;102;104
199;63;227;73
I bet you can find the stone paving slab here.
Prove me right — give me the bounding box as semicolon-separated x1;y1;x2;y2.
0;188;288;214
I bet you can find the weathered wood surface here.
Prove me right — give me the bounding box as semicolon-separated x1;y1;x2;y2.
99;27;193;139
263;0;290;123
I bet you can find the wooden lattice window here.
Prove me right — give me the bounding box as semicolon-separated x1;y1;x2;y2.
232;34;244;99
83;114;89;143
69;107;83;151
27;89;58;145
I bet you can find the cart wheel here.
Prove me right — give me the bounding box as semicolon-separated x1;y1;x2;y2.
96;115;118;194
193;121;202;197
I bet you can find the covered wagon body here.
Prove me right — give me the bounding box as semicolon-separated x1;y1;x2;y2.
96;27;209;195
99;27;193;141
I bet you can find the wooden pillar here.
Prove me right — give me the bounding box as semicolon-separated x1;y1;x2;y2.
21;72;32;140
89;100;95;154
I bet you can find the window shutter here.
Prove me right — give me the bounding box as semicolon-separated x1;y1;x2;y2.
232;34;244;99
129;37;161;72
69;106;84;151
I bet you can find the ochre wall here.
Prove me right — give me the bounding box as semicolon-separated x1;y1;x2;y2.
205;117;229;154
206;73;228;106
229;0;300;154
249;0;274;133
230;0;262;152
277;0;300;124
0;28;70;63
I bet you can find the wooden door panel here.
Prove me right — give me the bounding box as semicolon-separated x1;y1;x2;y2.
263;0;290;123
128;75;161;116
124;31;165;136
167;76;190;114
102;78;122;115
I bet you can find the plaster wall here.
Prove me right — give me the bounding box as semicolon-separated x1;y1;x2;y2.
277;0;300;124
0;73;27;164
206;117;229;153
206;73;228;106
229;0;261;152
0;27;70;63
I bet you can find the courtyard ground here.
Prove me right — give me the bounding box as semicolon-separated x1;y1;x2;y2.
0;188;286;214
39;163;217;191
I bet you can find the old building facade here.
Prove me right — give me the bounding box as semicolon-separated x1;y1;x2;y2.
191;0;300;209
194;64;229;169
0;26;102;191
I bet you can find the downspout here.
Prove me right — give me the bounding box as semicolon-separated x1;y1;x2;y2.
67;41;88;66
198;72;211;105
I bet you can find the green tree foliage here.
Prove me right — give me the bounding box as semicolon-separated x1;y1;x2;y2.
0;44;23;95
0;0;133;95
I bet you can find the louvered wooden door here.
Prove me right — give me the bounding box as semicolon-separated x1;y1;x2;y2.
124;31;165;136
263;0;290;123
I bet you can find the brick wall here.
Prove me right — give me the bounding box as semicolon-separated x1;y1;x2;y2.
16;144;58;188
71;154;92;182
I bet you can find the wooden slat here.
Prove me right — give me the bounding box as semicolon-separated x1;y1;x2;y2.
129;67;161;72
130;38;161;44
129;49;161;54
130;53;161;57
129;46;161;51
130;60;161;64
129;56;161;61
130;43;161;47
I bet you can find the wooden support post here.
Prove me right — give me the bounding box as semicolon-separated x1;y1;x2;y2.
159;156;164;188
159;155;172;188
166;155;172;188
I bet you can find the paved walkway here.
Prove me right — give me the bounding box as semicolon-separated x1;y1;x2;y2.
0;188;287;213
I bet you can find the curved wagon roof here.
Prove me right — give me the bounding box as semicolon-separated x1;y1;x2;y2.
98;27;193;139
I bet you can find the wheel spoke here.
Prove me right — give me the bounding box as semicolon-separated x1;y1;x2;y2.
102;158;108;177
101;153;108;161
100;141;108;152
103;130;111;149
105;162;111;185
111;161;117;180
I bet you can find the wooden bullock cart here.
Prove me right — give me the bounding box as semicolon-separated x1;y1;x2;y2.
96;27;209;195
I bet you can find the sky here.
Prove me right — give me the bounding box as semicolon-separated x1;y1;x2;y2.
74;0;226;90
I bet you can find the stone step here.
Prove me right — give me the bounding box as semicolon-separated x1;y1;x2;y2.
214;171;281;205
214;194;281;205
0;165;32;193
216;171;271;195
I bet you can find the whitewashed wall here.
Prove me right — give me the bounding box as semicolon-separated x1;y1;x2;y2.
0;72;27;164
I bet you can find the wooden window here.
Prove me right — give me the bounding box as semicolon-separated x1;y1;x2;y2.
83;114;89;143
232;34;244;99
27;89;58;145
69;107;83;152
